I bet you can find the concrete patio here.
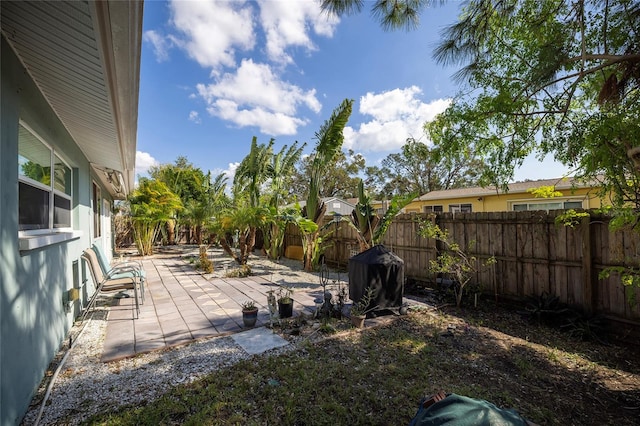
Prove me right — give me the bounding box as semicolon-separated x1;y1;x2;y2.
100;248;325;362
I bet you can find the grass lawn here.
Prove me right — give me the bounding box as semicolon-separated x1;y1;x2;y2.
86;303;640;425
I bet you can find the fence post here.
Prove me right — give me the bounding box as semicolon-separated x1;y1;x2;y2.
581;215;594;315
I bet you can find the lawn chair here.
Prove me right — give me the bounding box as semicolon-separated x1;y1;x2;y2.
92;244;145;302
82;248;141;319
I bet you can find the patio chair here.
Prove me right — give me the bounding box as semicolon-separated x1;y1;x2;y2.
82;248;141;319
92;244;145;302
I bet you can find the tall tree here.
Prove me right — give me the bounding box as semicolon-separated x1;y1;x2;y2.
149;157;208;244
365;138;481;198
184;172;231;245
425;0;640;207
263;141;306;259
323;0;640;208
265;141;306;208
291;149;365;199
320;0;441;31
233;137;274;208
303;98;354;271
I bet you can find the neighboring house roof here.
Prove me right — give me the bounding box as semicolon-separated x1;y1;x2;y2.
1;1;143;198
416;176;601;202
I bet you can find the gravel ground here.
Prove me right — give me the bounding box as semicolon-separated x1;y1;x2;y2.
22;249;335;426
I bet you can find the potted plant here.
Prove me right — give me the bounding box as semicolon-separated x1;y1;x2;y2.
241;300;258;328
277;286;294;318
350;286;377;328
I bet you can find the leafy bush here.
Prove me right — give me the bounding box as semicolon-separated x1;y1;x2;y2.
523;292;570;325
225;264;252;278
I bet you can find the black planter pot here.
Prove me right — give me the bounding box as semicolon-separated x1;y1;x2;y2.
278;300;293;318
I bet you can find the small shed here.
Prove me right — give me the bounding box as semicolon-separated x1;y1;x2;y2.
348;245;404;311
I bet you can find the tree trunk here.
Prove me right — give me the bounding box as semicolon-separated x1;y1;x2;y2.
218;235;241;264
303;231;317;272
166;219;176;245
239;226;257;265
195;224;202;245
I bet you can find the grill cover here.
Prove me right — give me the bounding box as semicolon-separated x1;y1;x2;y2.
348;245;404;310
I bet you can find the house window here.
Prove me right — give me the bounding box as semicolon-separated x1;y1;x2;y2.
424;205;443;213
512;200;584;212
18;122;72;231
449;203;472;213
93;182;101;238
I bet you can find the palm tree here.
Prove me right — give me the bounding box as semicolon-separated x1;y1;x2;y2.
266;141;306;208
233;137;274;208
302;98;353;271
149;157;207;244
320;0;438;31
128;178;183;256
262;141;306;259
183;172;231;245
213;201;268;265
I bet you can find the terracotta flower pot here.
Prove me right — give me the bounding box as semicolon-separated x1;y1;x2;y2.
351;314;365;329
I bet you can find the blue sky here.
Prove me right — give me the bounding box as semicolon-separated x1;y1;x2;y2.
136;0;569;185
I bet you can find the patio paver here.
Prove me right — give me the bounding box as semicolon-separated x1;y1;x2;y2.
99;251;319;362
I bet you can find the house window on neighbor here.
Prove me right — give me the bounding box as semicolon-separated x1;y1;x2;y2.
93;182;101;238
449;203;472;213
18;122;72;231
424;205;443;213
512;200;584;212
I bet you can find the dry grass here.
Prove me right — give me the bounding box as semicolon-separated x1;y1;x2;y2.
86;303;640;425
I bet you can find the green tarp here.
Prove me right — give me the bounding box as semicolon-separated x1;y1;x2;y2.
409;394;530;426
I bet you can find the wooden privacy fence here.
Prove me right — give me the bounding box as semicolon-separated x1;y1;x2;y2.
284;211;640;324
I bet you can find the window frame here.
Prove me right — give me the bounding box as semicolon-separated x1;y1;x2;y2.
510;199;585;212
448;203;472;213
18;121;73;234
423;205;443;213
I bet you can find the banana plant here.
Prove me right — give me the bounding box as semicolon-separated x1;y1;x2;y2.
350;178;416;251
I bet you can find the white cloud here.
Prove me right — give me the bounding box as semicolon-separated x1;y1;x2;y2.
189;111;202;124
257;0;338;65
196;59;321;135
154;0;336;135
143;30;173;62
212;162;240;195
344;87;451;152
169;0;255;70
135;151;159;178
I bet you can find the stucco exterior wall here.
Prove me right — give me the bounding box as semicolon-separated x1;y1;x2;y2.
1;37;109;425
405;186;604;213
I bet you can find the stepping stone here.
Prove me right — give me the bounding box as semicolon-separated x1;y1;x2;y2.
231;327;289;355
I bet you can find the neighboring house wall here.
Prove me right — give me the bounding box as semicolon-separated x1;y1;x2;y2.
404;179;605;213
324;198;355;216
294;197;356;216
0;37;111;425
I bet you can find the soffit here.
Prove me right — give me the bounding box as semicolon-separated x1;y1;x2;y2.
1;0;143;198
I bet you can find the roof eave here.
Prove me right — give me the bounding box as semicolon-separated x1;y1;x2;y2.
91;0;143;197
